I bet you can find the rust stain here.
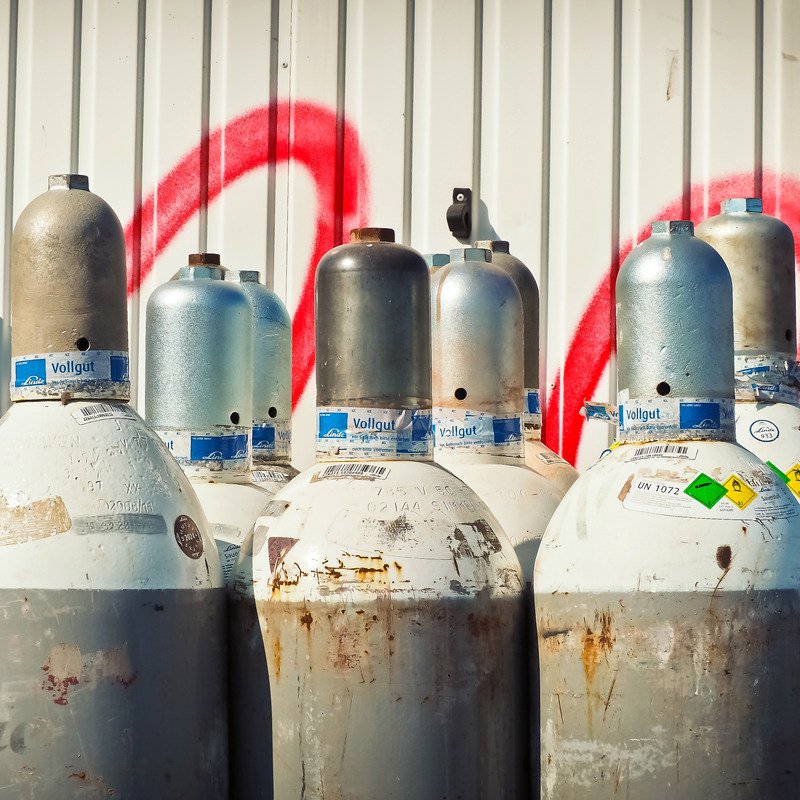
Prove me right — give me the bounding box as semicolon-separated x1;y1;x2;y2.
0;494;72;546
68;770;115;796
581;611;615;686
300;610;313;629
272;637;282;678
716;544;732;570
467;613;502;638
602;672;618;720
618;474;634;502
267;536;299;573
539;627;570;653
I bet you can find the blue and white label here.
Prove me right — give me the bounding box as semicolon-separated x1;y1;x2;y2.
155;427;251;474
583;401;619;424
253;418;291;461
523;388;543;431
315;407;432;459
735;352;800;405
11;350;130;399
433;407;525;456
617;397;735;442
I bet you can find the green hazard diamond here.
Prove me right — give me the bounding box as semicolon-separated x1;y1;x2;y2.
684;473;728;509
766;461;790;484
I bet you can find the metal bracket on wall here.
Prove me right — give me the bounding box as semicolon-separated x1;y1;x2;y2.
446;188;472;240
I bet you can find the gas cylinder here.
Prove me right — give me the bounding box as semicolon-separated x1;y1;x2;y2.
431;246;563;579
146;254;269;584
231;227;527;799
696;198;800;500
474;239;578;491
535;220;800;799
225;270;298;494
1;175;227;796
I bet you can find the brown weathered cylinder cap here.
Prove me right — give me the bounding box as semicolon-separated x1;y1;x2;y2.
11;174;127;357
349;228;395;243
188;252;221;266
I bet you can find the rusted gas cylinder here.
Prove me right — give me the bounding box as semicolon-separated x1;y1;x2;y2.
474;239;578;491
535;221;800;799
3;175;227;797
225;270;299;494
230;227;527;799
697;198;800;501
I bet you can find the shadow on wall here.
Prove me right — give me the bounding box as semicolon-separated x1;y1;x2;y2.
0;318;9;416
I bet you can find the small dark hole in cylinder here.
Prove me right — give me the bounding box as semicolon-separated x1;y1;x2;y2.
656;382;671;396
268;406;278;419
787;329;793;342
454;387;467;400
75;337;90;352
230;412;240;424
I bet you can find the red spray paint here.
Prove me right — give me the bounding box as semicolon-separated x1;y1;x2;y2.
125;101;370;408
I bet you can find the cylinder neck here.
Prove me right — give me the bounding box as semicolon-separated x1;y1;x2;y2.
315;229;433;461
616;220;735;443
10;174;130;402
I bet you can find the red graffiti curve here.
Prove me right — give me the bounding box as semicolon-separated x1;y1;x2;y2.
544;169;800;465
125;101;370;408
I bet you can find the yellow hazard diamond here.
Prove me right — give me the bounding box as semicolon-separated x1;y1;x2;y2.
786;463;800;500
722;474;757;510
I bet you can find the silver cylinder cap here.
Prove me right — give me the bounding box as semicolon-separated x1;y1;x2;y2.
696;198;796;356
474;240;540;390
224;270;291;426
145;254;254;430
616;221;734;400
424;253;450;270
316;228;431;408
431;254;523;413
11;174;129;400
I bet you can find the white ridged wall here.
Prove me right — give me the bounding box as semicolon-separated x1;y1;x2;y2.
1;0;798;470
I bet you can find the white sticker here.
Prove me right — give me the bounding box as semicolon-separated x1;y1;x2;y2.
735;352;800;405
621;464;797;521
618;397;735;442
12;350;129;399
534;449;570;466
523;388;542;429
315;407;432;459
213;525;242;583
70;402;137;425
433;408;524;456
155;427;251;473
252;418;291;460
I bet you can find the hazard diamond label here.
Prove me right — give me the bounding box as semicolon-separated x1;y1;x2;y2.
684;473;727;509
722;474;758;510
786;463;800;500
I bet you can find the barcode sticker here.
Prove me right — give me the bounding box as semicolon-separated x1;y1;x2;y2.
315;463;389;481
252;470;292;485
625;443;698;462
71;403;136;425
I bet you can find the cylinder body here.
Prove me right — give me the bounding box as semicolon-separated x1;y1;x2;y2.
0;177;227;797
535;214;800;799
231;230;527;798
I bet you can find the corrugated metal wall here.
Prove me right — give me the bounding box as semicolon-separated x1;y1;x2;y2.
1;0;798;470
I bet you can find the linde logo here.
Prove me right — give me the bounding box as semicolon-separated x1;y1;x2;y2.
52;360;96;376
352;415;395;433
439;423;479;439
